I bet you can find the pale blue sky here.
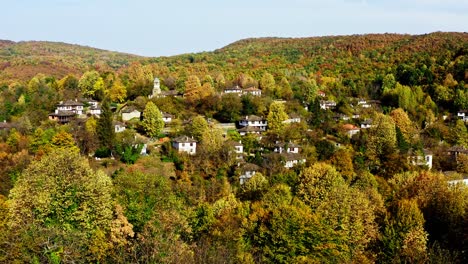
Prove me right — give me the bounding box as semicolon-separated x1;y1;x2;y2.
2;0;467;56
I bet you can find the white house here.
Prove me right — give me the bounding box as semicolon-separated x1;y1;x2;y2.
237;126;262;136
122;108;141;121
56;100;84;115
281;153;306;168
283;113;301;124
172;136;197;155
360;119;373;129
243;87;262;96
88;105;101;116
227;140;244;159
114;122;126;133
357;98;371;108
320;100;336;110
274;142;300;154
224;85;243;95
408;149;433;170
239;163;261;185
162;112;173;123
457;110;468;122
238;115;267;131
342;124;360;137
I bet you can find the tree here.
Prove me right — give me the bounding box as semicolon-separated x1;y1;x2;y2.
366;113;397;167
96;98;115;150
189;115;208;142
449;120;468;148
278;77;293;100
78;71;101;97
184;75;202;103
267;101;288;133
260;72;276;96
142;101;164;138
107;77;127;103
390;108;417;143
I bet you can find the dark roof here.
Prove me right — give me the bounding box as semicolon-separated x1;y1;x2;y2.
173;135;197;143
122;107;140;113
238;126;262;133
275;142;300;148
160;90;181;96
240;163;261;172
227;140;243;147
241;115;264;122
280;153;305;161
244;87;261;92
59;100;84;106
225;85;242;91
49;111;76;117
0;121;11;130
162;112;173;118
448;146;468;153
361;119;373;125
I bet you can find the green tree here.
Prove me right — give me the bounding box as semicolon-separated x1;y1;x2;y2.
142;101;164;138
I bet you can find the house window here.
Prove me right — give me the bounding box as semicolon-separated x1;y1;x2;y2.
190;143;193;146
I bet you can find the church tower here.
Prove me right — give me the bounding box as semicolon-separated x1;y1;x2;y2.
149;78;161;99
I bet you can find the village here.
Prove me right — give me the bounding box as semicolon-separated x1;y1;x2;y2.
5;76;459;185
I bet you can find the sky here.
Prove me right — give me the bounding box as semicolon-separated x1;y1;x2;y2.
2;0;467;57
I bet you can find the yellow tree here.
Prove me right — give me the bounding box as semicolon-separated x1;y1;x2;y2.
267;101;288;133
107;78;127;103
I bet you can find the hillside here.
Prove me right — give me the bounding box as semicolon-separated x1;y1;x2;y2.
0;40;142;81
159;32;467;84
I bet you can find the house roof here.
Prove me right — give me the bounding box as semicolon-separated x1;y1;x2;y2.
49;111;76;117
240;162;261;172
361;119;373;125
227;140;243;147
342;124;360;131
59;100;84;106
241;115;264;122
173;135;197;143
275;142;300;148
225;85;242;91
122;107;141;114
0;121;11;130
280;153;305;161
160;90;181;96
448;145;468;153
162;112;173;118
244;87;261;92
237;126;262;133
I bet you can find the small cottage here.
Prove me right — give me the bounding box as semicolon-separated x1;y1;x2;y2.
172;136;197;155
239;163;261;185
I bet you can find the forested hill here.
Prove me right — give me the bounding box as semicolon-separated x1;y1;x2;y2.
1;32;467;88
160;32;467;84
0;40;141;81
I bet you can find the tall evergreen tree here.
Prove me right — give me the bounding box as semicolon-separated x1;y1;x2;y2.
97;98;114;150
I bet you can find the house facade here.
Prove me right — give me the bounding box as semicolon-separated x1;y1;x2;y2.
224;85;243;95
239;163;261;185
122;109;141;121
238;115;267;131
172;136;197;155
243;87;262;96
57;100;84;115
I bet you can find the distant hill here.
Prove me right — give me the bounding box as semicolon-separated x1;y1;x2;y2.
0;40;142;81
1;32;467;85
